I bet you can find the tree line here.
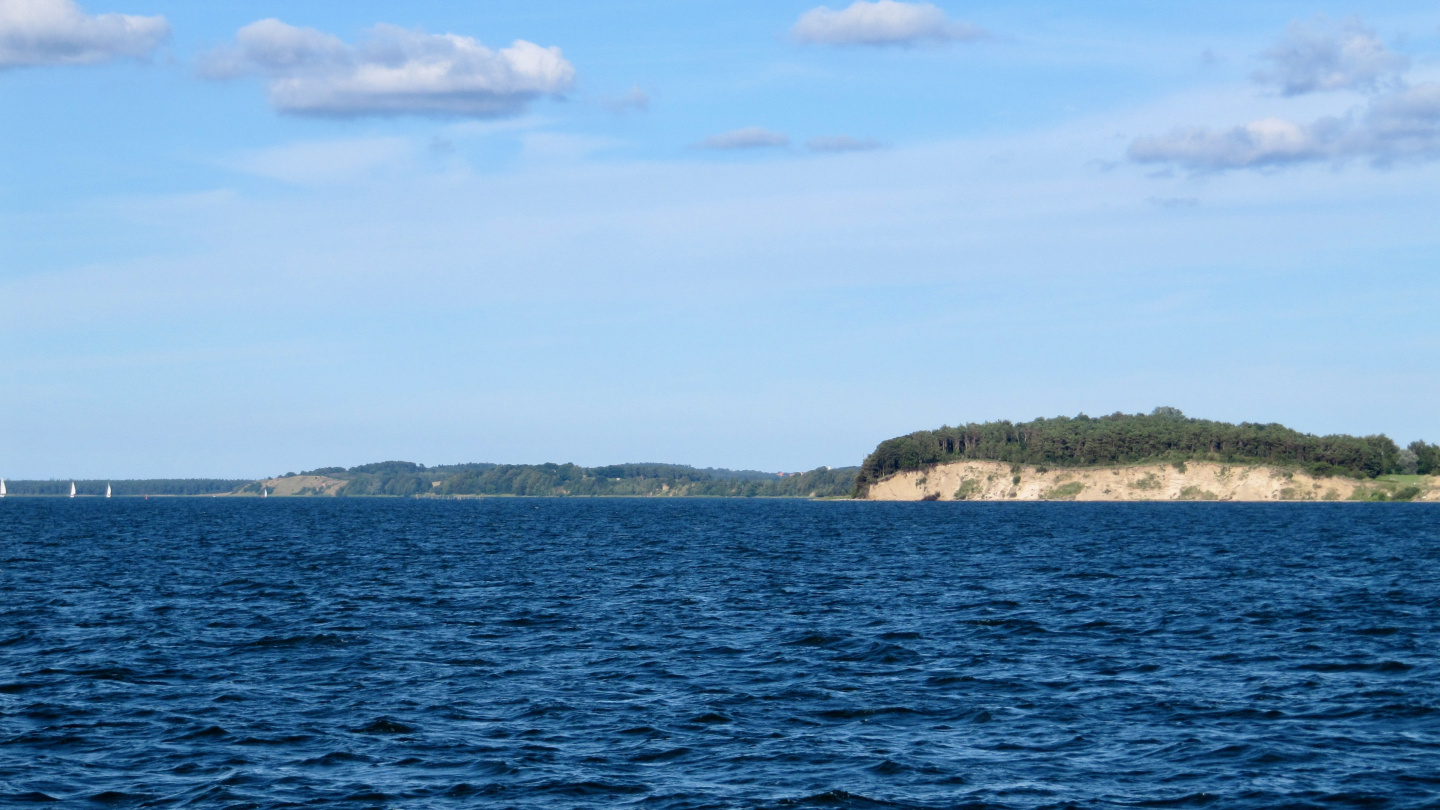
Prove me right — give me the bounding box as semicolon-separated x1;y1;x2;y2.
281;461;859;498
856;408;1437;494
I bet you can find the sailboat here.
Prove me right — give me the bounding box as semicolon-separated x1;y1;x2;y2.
106;484;112;499
70;481;76;498
1;479;6;498
261;486;268;498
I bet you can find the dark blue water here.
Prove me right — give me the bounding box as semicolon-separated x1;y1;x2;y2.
1;500;1438;808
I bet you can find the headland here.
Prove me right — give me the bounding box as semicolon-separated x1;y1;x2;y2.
856;408;1439;502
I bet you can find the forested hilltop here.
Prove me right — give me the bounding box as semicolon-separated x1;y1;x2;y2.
857;408;1440;495
240;461;858;499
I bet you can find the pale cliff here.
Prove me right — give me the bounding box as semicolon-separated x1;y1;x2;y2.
249;475;348;497
863;460;1438;502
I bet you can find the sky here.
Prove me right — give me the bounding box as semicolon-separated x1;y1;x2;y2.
1;0;1438;478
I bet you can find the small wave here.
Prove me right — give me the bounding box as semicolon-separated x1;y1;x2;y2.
300;751;373;766
1132;792;1221;806
69;667;150;683
835;640;922;663
87;791;154;805
786;633;850;647
775;788;909;808
1296;660;1411;673
815;706;918;721
237;633;354;648
516;703;574;719
534;780;649;796
236;734;314;746
353;717;417;734
962;618;1048;634
443;783;507;797
0;683;41;693
631;746;692;762
174;725;228;740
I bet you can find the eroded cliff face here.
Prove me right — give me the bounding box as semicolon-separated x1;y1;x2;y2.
863;461;1439;502
255;475;348;497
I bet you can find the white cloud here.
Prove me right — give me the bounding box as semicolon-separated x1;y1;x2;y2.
1129;117;1336;171
1129;83;1440;171
200;18;575;118
700;127;790;149
0;0;168;68
1255;17;1408;96
792;1;983;46
805;135;882;152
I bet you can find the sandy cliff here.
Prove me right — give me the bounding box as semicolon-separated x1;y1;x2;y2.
863;461;1438;502
251;475;348;497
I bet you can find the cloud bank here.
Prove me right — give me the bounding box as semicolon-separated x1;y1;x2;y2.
1131;19;1439;171
700;127;790;149
0;0;168;68
200;19;575;118
792;1;983;46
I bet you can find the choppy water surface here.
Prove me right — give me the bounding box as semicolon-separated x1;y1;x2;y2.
1;500;1438;808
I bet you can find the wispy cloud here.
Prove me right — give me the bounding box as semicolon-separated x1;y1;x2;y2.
700;127;790;150
791;1;984;47
1147;196;1199;208
0;0;168;68
231;137;414;185
1254;17;1408;96
199;18;574;118
805;135;883;153
601;84;649;114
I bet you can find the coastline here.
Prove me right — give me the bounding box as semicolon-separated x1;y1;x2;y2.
863;460;1439;502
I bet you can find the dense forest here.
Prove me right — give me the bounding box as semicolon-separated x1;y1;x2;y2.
253;461;859;499
857;408;1439;494
1;479;250;497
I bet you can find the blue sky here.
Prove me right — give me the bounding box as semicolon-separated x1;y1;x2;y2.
2;0;1438;478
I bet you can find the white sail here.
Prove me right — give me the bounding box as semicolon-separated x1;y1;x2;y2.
1;479;6;498
70;481;76;498
262;487;268;498
106;484;112;498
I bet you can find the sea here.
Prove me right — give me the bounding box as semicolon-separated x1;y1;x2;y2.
1;499;1437;808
